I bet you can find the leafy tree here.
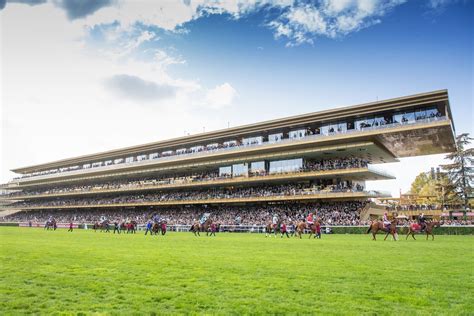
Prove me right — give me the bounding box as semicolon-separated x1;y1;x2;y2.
441;133;474;209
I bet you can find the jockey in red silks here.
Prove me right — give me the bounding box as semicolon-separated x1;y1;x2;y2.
383;212;391;230
306;212;314;226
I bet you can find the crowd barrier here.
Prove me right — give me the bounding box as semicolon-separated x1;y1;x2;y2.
1;222;473;235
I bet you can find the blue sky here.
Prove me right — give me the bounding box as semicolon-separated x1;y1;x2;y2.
0;0;473;195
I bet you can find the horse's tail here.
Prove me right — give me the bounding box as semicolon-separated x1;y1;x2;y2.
366;224;372;234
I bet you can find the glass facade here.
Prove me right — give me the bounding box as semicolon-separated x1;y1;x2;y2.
250;161;266;174
268;133;283;143
219;166;232;177
269;158;303;174
232;163;249;177
289;129;306;139
242;136;263;146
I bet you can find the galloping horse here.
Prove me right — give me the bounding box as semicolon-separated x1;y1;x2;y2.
295;220;321;239
367;218;398;241
265;219;282;237
406;221;441;240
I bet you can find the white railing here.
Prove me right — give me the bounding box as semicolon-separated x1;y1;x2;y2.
9;116;448;183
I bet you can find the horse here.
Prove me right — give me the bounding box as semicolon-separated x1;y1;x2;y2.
265;219;282;237
190;219;212;236
295;220;321;239
44;219;57;231
367;218;398;241
406;221;441;240
151;221;167;236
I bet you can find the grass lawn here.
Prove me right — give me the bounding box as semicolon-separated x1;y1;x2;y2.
0;227;473;315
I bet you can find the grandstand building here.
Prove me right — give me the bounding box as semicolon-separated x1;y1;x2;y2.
0;90;457;222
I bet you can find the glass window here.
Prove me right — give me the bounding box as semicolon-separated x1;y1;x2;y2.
289;129;306;139
223;140;237;148
337;122;347;133
425;107;440;118
250;161;266;174
176;148;186;155
232;163;248;177
415;108;426;121
269;133;283;143
125;156;134;163
190;146;204;153
207;143;219;150
402;111;415;123
242;136;263;146
269;158;303;174
149;153;159;159
162;151;173;157
219;166;232;177
320;125;330;135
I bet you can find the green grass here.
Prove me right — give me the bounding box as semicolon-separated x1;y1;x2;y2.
0;227;473;315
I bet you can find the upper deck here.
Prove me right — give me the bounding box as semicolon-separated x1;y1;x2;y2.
6;90;455;185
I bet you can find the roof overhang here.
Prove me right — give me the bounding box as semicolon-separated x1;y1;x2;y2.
11;89;453;174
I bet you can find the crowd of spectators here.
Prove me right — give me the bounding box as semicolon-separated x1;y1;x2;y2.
4;158;368;198
10;182;366;209
3;201;368;226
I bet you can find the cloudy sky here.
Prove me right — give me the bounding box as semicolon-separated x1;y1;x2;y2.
0;0;472;196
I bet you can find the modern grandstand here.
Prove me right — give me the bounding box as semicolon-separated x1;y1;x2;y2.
0;89;457;227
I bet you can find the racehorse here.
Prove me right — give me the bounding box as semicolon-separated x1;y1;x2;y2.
406;221;441;240
190;218;212;236
295;220;321;239
265;219;282;237
366;218;398;241
152;221;167;236
44;219;57;231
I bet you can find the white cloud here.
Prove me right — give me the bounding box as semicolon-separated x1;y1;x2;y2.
205;82;238;109
269;0;406;46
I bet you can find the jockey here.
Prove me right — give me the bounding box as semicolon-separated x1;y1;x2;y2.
383;212;391;230
306;212;314;226
272;214;278;227
418;213;426;231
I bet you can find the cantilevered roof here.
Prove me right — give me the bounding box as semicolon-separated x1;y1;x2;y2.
11;89;454;174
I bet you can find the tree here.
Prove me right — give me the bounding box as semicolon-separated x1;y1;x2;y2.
409;171;458;206
441;133;474;209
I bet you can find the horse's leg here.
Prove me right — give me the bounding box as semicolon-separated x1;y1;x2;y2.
432;233;434;241
406;230;410;240
384;232;389;241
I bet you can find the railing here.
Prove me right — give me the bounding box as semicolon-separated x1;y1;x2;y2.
8;116;448;183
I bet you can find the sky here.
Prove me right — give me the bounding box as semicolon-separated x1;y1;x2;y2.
0;0;473;197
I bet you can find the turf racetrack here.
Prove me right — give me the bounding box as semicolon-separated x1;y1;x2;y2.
0;227;473;315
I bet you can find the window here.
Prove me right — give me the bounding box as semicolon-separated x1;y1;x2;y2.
242;136;263;146
125;156;134;163
162;151;173;157
289;129;306;139
232;163;249;177
269;158;303;174
223;140;238;148
190;146;204;153
176;148;187;155
269;133;283;143
250;161;266;174
207;143;219;150
219;166;232;177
